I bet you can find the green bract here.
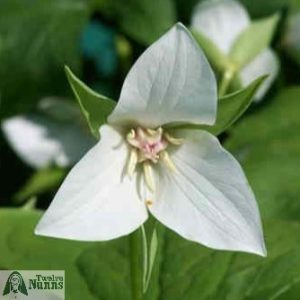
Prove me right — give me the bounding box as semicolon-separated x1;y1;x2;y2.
171;76;267;135
192;29;231;71
65;66;116;139
229;13;279;68
66;72;266;138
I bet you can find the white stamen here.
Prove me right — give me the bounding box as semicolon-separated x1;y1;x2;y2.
127;148;138;177
126;129;135;141
160;150;177;173
143;162;156;192
164;133;184;145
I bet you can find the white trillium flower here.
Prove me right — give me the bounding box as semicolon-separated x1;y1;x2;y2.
191;0;279;101
35;23;266;256
1;98;94;168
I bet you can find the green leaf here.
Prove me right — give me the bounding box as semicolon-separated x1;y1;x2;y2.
14;167;67;202
172;76;266;135
0;208;96;300
4;211;292;300
210;220;300;300
209;76;267;135
191;29;231;72
159;220;300;300
0;0;89;119
77;238;132;300
4;211;300;300
229;13;280;68
74;219;300;300
65;66;116;139
225;86;300;221
92;0;176;45
291;0;300;10
76;224;163;300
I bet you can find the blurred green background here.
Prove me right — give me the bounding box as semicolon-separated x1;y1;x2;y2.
0;0;300;299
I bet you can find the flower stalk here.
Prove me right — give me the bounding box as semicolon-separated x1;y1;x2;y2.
130;230;143;300
218;65;237;97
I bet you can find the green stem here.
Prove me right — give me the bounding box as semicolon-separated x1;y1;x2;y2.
218;66;236;98
130;230;143;300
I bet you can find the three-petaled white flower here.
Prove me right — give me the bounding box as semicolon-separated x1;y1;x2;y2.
191;0;279;101
35;23;266;256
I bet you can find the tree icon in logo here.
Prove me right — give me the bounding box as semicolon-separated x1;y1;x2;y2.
2;271;28;297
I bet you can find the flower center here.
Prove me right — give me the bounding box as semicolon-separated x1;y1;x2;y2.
127;127;167;163
126;127;183;194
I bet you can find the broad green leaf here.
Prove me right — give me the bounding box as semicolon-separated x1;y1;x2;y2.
191;29;231;72
14;167;66;202
76;238;132;300
65;66;116;139
172;76;266;135
226;87;300;221
5;210;293;300
76;227;161;300
74;219;300;300
0;0;89;119
211;220;300;300
92;0;176;45
0;208;96;300
76;225;163;300
229;14;280;68
159;220;300;300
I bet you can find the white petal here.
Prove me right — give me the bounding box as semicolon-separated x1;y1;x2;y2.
108;23;217;128
35;125;148;241
1;115;94;168
191;0;250;54
240;49;279;101
149;129;266;256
